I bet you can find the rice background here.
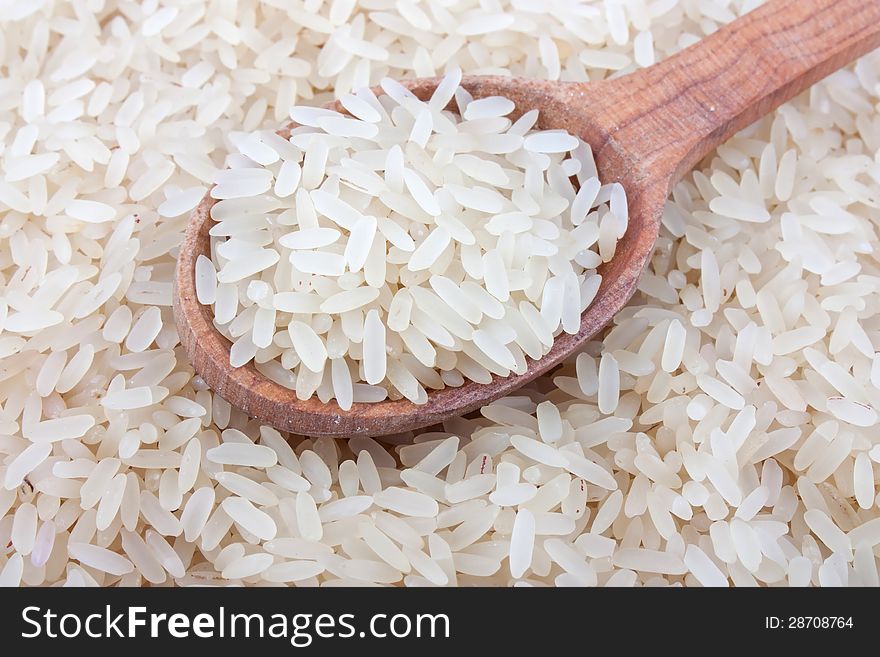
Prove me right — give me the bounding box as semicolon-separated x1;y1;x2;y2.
1;0;879;587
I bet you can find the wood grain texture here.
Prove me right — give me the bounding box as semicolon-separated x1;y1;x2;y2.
173;0;880;437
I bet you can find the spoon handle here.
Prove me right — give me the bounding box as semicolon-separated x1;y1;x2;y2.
588;0;880;185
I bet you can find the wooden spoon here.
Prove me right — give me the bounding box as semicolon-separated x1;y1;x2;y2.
173;0;880;437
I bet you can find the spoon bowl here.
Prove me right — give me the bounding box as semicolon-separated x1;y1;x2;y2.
173;0;880;437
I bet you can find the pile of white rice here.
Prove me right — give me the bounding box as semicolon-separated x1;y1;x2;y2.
200;73;622;407
1;0;878;587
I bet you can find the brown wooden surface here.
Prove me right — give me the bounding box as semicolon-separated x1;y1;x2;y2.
173;0;880;438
